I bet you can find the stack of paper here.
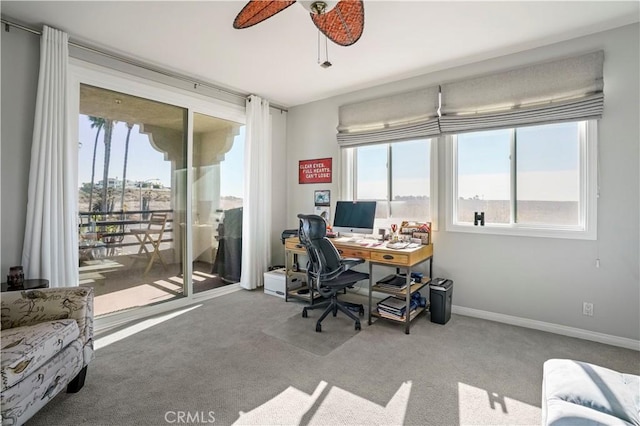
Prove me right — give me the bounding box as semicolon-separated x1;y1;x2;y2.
386;242;409;249
376;274;413;291
377;296;417;320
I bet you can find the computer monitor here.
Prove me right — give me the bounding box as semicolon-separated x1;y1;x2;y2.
332;201;377;235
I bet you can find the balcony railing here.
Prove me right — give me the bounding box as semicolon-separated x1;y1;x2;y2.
78;209;173;253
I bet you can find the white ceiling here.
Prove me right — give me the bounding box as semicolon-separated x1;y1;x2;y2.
2;1;638;108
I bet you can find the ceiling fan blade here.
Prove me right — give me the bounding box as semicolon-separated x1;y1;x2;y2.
233;0;297;29
310;0;364;46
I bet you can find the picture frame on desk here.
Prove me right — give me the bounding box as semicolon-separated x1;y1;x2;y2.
314;190;330;206
7;265;24;289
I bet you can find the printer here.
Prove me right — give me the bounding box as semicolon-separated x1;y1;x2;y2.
281;229;298;244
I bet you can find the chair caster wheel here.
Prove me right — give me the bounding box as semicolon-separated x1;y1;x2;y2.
355;321;361;331
316;323;322;332
302;309;308;318
359;307;365;316
332;311;337;317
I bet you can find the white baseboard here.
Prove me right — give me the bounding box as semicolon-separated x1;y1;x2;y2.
452;305;640;351
350;287;639;350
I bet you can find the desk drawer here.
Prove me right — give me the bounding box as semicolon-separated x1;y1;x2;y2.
371;251;409;266
336;247;370;260
285;239;305;252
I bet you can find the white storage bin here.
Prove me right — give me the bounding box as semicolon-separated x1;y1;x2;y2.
264;268;287;298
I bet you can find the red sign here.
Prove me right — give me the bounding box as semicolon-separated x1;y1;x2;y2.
299;158;332;184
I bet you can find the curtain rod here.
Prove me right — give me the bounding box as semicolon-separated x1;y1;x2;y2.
1;17;288;113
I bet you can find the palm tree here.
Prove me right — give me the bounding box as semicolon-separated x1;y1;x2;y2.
87;116;105;214
101;119;114;213
120;123;134;214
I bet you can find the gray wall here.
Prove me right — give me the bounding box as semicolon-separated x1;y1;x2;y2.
0;28;288;277
286;24;640;342
270;109;287;266
1;28;40;276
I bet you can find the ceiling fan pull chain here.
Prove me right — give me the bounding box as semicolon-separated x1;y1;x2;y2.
320;27;332;68
317;28;321;64
325;30;330;62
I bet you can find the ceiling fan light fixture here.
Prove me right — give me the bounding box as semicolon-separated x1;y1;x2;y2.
233;0;364;48
300;1;338;15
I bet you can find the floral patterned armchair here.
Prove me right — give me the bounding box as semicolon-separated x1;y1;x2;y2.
1;287;94;425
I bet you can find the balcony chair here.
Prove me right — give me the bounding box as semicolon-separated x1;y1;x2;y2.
297;214;369;332
130;212;168;274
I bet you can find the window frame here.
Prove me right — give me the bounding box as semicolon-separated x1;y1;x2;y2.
445;120;598;240
343;138;438;229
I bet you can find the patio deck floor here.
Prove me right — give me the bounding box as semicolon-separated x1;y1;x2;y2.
79;251;231;317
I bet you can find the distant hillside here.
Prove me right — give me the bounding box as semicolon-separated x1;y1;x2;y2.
78;188;242;214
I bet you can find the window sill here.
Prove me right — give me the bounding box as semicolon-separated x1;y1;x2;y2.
446;223;596;240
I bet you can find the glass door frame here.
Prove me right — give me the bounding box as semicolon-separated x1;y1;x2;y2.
69;59;246;330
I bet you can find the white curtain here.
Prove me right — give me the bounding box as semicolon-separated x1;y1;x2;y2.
240;95;272;290
22;26;78;287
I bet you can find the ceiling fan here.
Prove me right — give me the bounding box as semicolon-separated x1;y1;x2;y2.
233;0;365;47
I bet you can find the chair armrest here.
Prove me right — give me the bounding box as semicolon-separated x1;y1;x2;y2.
340;257;365;271
319;258;364;282
1;287;94;347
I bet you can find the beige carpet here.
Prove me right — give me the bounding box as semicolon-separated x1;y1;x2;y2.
28;289;639;426
262;311;361;356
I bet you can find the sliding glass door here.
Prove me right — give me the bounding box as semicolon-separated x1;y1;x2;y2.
191;112;244;294
74;73;245;317
77;84;188;316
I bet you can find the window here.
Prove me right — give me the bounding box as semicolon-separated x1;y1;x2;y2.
447;121;597;239
351;139;436;226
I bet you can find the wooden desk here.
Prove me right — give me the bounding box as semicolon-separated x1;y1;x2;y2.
284;237;433;334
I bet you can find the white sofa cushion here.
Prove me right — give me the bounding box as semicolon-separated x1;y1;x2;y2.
542;359;640;426
1;319;79;392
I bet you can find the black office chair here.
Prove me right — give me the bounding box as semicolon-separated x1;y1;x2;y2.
297;214;369;332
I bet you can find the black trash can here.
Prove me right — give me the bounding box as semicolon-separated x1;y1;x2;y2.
429;278;453;324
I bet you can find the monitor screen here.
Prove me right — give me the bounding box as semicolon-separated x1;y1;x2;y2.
332;201;377;235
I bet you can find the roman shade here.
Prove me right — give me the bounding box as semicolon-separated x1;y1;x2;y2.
337;86;440;147
439;51;604;133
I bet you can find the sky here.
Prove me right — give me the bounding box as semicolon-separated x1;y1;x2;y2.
78;115;245;197
79;116;579;203
457;122;580;201
357;139;430;200
355;122;580;202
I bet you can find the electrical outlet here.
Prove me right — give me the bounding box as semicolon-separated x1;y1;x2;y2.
583;302;594;316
